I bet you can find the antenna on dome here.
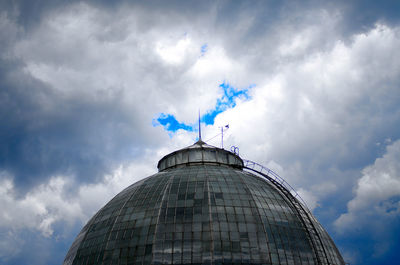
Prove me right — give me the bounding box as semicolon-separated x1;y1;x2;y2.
198;110;202;141
220;124;229;149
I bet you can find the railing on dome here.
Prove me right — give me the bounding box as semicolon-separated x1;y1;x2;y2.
241;159;331;265
242;159;309;209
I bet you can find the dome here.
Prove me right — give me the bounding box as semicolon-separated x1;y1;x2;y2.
64;140;345;265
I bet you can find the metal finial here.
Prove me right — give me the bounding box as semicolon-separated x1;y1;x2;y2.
198;110;202;140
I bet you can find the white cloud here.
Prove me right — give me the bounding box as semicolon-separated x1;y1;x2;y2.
156;36;195;65
335;139;400;231
2;2;400;263
12;3;216;126
0;230;24;261
0;174;82;237
0;152;157;258
297;187;319;211
212;23;400;215
0;148;156;237
6;2;400;225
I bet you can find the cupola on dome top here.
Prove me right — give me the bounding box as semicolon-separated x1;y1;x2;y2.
157;140;243;171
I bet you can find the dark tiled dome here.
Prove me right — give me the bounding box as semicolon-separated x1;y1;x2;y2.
64;141;344;265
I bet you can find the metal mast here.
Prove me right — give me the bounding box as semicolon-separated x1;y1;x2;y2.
198;110;202;141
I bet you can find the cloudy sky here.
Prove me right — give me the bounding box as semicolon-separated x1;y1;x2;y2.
1;0;400;264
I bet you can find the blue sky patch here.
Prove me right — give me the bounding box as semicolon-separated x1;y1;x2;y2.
202;81;253;125
154;82;253;133
154;113;194;132
200;44;208;56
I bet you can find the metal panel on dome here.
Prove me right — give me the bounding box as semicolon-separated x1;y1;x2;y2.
167;155;175;168
203;149;217;162
188;149;202;162
217;150;228;164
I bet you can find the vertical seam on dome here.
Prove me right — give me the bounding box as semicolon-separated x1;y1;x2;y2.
63;210;102;265
67;180;147;265
100;181;146;264
244;169;330;265
151;174;173;263
237;171;275;264
205;166;215;264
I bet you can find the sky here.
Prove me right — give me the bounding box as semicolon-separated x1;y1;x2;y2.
0;0;399;264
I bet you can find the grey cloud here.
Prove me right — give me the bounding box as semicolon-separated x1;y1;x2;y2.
335;140;400;230
0;2;210;194
216;23;400;220
0;56;158;194
6;0;399;39
0;1;398;265
333;139;400;263
0;0;74;31
2;0;398;195
336;0;400;34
